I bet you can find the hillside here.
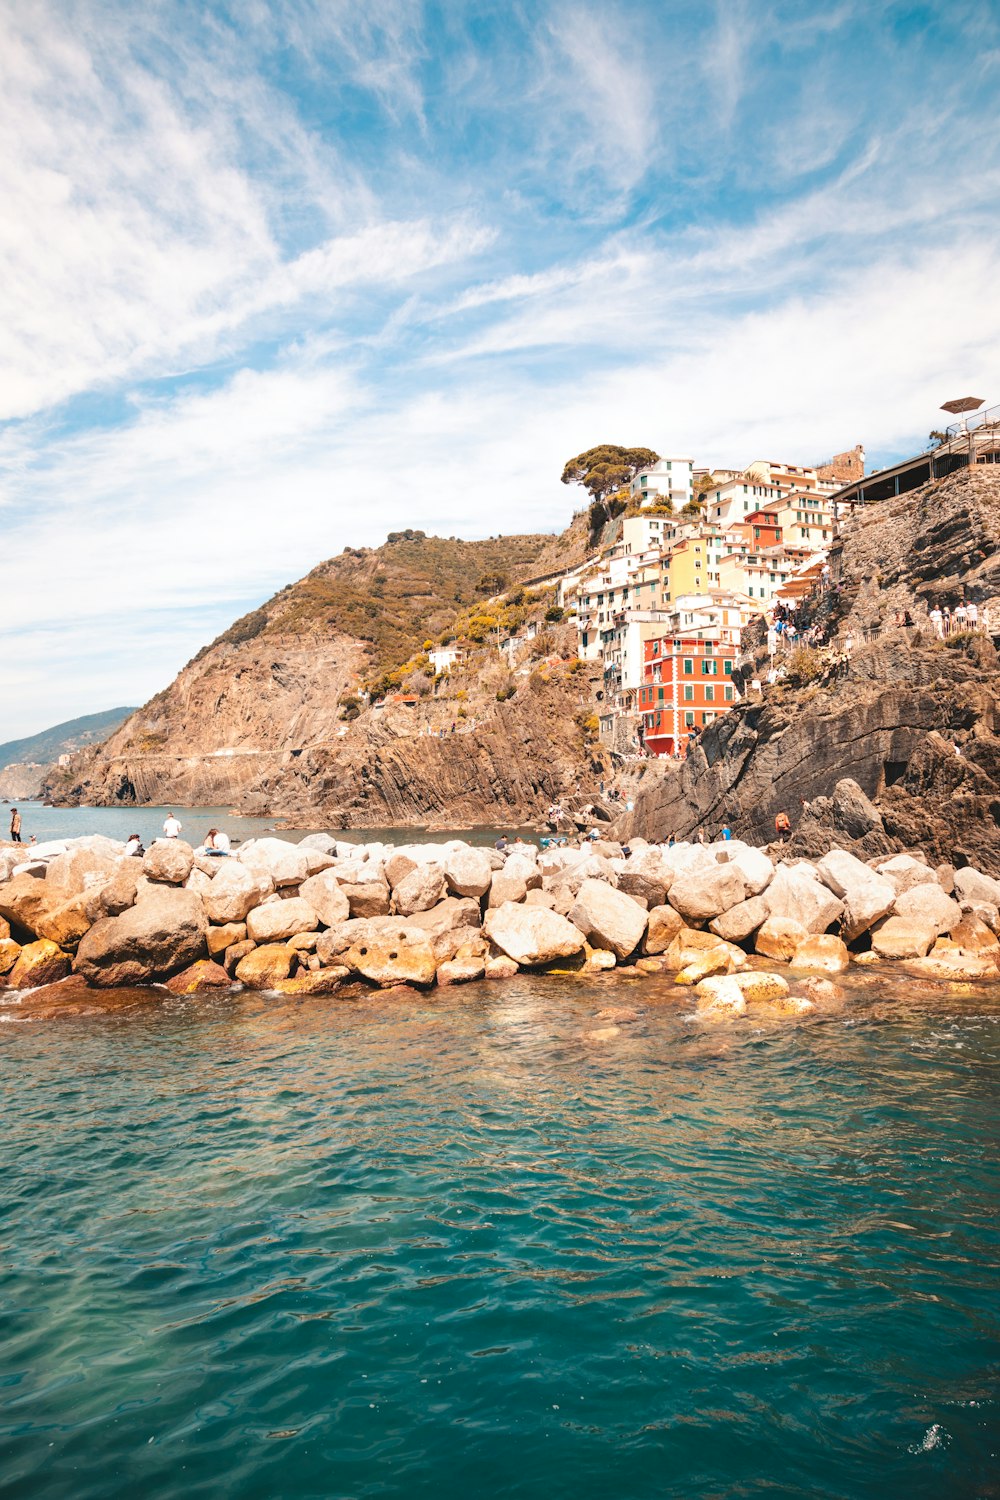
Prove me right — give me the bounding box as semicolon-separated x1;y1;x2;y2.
0;708;136;772
618;466;1000;873
45;524;610;825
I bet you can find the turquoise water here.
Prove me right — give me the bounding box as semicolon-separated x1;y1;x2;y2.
1;978;997;1499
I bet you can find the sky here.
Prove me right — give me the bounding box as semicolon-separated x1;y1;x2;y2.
1;0;998;740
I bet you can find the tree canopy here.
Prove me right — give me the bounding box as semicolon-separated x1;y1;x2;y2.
560;445;660;504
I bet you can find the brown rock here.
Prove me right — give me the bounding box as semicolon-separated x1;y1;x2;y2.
143;839;194;885
223;939;256;974
165;959;232;993
0;936;22;974
339;877;392;918
235;943;296;987
45;846;121;899
482;903;586;967
288;930;319;952
99;866;141;916
484;955;519;979
436;952;487;985
246;897;318;943
272;968;350;995
206;922;247;957
0;916;8;941
675;948;739;985
709;895;769;943
343;924;438;988
203;864;274;924
9;939;71;989
644;905;686;954
791;935;850;973
569;879;648;961
0;873;51;938
33;894;94;948
73;885;208;987
299;869;351;927
948;913;1000;957
393;863;447;916
870;915;939;959
755;916;809;962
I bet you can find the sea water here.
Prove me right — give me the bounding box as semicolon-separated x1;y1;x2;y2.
0;977;997;1499
6;802;528;850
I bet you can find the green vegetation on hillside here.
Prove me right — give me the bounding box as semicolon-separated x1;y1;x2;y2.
0;707;137;770
199;530;555;681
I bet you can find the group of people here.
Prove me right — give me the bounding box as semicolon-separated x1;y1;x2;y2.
928;601;990;639
119;816;232;858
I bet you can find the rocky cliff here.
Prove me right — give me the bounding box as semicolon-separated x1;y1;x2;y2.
619;468;1000;873
46;528;609;826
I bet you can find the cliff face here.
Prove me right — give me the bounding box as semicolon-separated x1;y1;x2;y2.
619;468;1000;873
46;528;609;826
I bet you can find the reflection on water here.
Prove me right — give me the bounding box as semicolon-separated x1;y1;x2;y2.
0;974;997;1500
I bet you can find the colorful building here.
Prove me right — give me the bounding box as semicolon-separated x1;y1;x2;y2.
637;633;740;756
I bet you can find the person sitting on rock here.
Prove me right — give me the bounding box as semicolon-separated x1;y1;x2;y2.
204;828;231;856
123;833;144;857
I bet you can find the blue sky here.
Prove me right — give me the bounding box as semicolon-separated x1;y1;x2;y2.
1;0;998;739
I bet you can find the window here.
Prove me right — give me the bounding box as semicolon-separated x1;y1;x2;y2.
701;712;711;725
701;659;718;675
683;658;693;673
724;685;734;702
683;684;694;702
723;659;733;674
684;711;695;726
657;687;664;702
704;641;713;654
705;685;715;702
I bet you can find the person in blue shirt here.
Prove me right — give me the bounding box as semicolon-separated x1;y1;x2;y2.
720;825;732;841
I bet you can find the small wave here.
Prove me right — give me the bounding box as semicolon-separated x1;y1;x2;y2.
908;1423;950;1454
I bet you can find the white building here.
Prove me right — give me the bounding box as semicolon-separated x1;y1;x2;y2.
429;647;460;675
630;456;694;512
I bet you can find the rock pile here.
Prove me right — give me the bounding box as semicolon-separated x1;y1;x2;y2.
1;830;999;1002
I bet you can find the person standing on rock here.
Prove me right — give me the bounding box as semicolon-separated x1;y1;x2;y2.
966;601;979;630
775;811;791;842
929;606;944;639
9;808;21;843
163;812;182;839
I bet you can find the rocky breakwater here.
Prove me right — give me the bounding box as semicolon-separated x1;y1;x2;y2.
2;829;999;1016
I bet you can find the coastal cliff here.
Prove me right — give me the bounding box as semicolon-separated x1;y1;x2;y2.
619;468;1000;872
45;527;607;826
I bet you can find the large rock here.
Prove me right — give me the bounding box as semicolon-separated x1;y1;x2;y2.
693;976;747;1015
315;919;376;965
709;895;769;943
731;970;792;1004
202;864;274;924
235;943;296;988
948;913;1000;957
74;886;207;987
45;846;122;899
298;833;339;855
668;864;745;923
569;879;647;961
99;866;141;916
405;897;482;939
617;868;667;907
8;939;71;989
143;839;194;885
755;916;809;961
953;866;1000;908
0;873;52;937
561;854;617;895
206;922;247;957
904;948;1000;982
0;936;21;974
791;935;850;973
483;903;585;967
875;853;938;896
338;874;392;917
832;778;883;837
298;870;351;927
246;898;318;943
343;924;438;988
816;849;895;941
717;842;774;896
437;951;487;985
643;904;686;954
870;915;939;959
764;864;843;934
664;928;746;973
443;847;492;899
393;863;447;916
165;959;232;993
33;893;95;948
238;838;311;887
489;866;528;907
893;883;962;935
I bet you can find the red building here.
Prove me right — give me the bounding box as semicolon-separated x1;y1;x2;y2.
637;634;739;756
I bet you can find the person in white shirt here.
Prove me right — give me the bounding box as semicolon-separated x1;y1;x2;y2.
163;813;182;838
204;828;231;856
967;601;979;628
929;607;944;639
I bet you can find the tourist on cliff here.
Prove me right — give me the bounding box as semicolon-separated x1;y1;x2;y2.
9;808;21;843
163;813;182;839
967;601;979;628
775;811;791;841
929;606;944;638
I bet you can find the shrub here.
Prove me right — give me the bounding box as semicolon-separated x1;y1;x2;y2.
785;646;824;683
339;696;362;722
496;684;516;702
545;606;564;622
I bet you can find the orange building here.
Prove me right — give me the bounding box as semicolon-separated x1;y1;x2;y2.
637;635;739;756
